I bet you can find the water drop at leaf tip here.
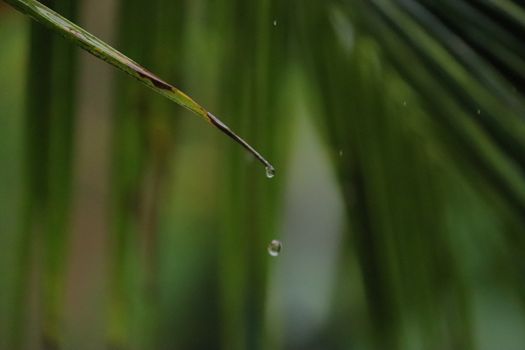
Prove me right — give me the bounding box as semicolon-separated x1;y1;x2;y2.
265;166;275;178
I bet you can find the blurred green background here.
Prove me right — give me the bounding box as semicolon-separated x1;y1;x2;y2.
2;1;525;349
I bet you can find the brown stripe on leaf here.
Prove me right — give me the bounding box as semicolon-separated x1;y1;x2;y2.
206;112;274;172
136;69;172;90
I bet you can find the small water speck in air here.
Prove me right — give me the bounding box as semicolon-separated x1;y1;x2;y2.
477;109;481;115
267;240;282;257
339;150;343;157
403;101;407;106
265;166;275;179
273;20;278;26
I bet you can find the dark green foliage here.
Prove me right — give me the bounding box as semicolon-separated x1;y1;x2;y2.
300;1;525;348
2;1;525;350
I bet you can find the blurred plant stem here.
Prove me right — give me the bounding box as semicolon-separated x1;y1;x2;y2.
109;0;178;347
213;1;289;349
10;1;77;349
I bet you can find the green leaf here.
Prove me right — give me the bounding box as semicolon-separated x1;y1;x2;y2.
4;0;274;174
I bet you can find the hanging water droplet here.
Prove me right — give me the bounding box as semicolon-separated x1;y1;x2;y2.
273;19;278;27
267;240;282;257
265;166;275;179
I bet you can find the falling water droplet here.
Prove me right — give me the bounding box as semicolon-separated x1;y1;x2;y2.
265;166;275;179
273;19;278;26
402;100;407;106
267;240;282;257
477;109;481;115
339;150;343;157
